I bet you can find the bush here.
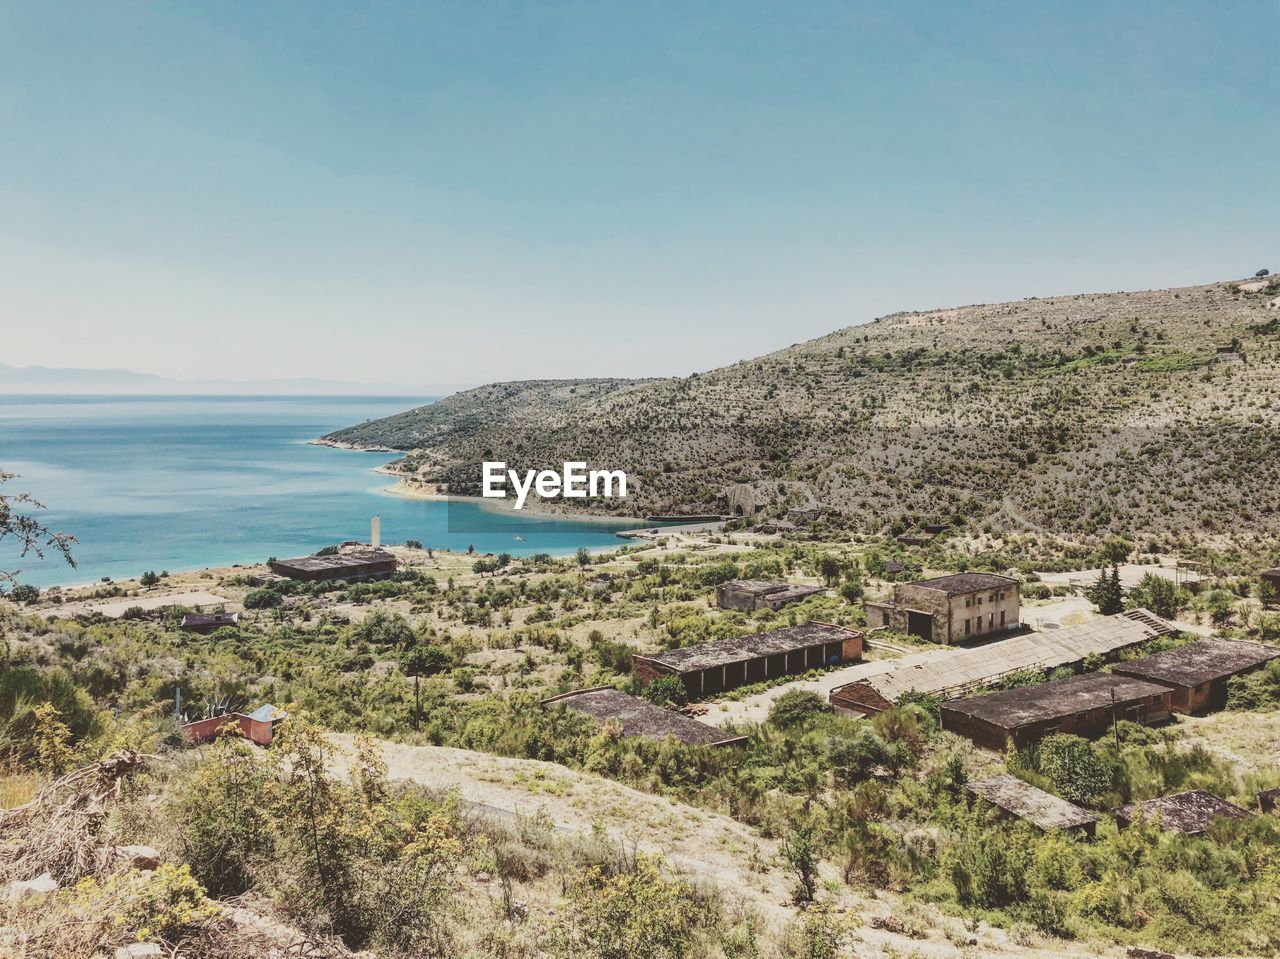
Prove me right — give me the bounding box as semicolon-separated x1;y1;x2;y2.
8;583;39;604
1035;734;1111;807
767;690;828;729
242;588;282;610
643;675;687;707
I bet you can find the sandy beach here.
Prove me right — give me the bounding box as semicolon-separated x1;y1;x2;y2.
377;472;654;526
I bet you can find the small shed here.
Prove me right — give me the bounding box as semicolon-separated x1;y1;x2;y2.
967;773;1099;836
1261;567;1280;594
715;580;825;612
540;687;747;748
180;612;239;634
1116;790;1253;835
1112;637;1280;714
181;703;287;747
634;622;863;698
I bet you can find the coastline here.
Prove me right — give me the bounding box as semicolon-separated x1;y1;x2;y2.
377;473;654;526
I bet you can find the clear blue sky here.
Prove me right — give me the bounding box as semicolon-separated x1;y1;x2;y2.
1;1;1276;388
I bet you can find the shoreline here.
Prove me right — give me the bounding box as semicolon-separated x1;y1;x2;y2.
377;474;654;526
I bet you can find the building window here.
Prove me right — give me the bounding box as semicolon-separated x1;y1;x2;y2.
977;597;982;606
988;613;994;627
881;611;890;626
965;618;971;635
1000;610;1006;625
965;599;971;608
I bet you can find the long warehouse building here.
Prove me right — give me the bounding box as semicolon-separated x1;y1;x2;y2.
830;610;1173;716
634;622;863;698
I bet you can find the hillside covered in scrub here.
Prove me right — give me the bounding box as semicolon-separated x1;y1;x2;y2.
325;277;1280;560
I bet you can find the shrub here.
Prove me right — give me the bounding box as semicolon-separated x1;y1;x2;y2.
242;588;282;610
767;690;828;729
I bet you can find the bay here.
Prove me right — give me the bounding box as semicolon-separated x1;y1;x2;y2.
0;395;646;587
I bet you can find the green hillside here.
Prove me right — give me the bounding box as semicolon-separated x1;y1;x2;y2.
324;277;1280;561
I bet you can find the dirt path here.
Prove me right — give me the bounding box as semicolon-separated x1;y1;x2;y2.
328;733;796;928
328;735;1122;959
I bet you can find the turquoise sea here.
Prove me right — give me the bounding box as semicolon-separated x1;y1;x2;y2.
0;395;646;587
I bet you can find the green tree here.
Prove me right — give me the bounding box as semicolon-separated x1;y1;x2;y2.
1128;572;1180;618
1036;733;1110;806
781;819;820;903
1087;566;1123;615
401;645;450;728
642;674;687;707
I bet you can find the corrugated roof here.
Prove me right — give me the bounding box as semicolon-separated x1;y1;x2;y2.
942;672;1170;728
836;612;1164;703
541;687;746;747
1113;637;1279;688
968;773;1099;830
910;572;1019;595
636;623;859;673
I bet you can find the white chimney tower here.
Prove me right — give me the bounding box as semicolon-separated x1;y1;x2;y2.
371;515;381;548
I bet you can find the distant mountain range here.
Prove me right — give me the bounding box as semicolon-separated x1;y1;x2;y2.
0;363;467;397
324;276;1280;561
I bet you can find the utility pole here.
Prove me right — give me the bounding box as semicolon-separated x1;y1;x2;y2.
1110;687;1119;751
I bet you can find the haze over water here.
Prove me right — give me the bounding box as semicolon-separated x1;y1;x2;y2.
0;395;644;587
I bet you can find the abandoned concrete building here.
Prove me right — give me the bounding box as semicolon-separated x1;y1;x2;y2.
967;773;1099;836
1116;790;1253;835
864;572;1020;644
268;545;397;582
715;580;826;612
940;672;1173;751
1112;637;1280;714
633;623;863;698
539;687;747;748
179;612;239;633
1259;787;1280;815
829;611;1168;716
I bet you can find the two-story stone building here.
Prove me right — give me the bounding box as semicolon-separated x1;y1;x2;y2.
864;572;1020;645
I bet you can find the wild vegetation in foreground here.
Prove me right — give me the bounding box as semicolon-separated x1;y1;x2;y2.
2;533;1280;957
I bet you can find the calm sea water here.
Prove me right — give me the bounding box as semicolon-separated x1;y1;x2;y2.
0;395;645;587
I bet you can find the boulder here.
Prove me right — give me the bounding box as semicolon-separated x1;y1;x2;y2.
114;945;163;959
114;845;162;870
6;872;57;902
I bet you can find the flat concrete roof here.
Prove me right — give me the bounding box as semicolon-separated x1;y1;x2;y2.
910;572;1019;595
942;671;1170;729
636;622;859;674
541;687;747;747
968;773;1099;830
1113;637;1279;688
1117;790;1253;834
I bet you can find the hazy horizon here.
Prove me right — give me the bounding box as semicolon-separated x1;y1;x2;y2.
3;2;1276;385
